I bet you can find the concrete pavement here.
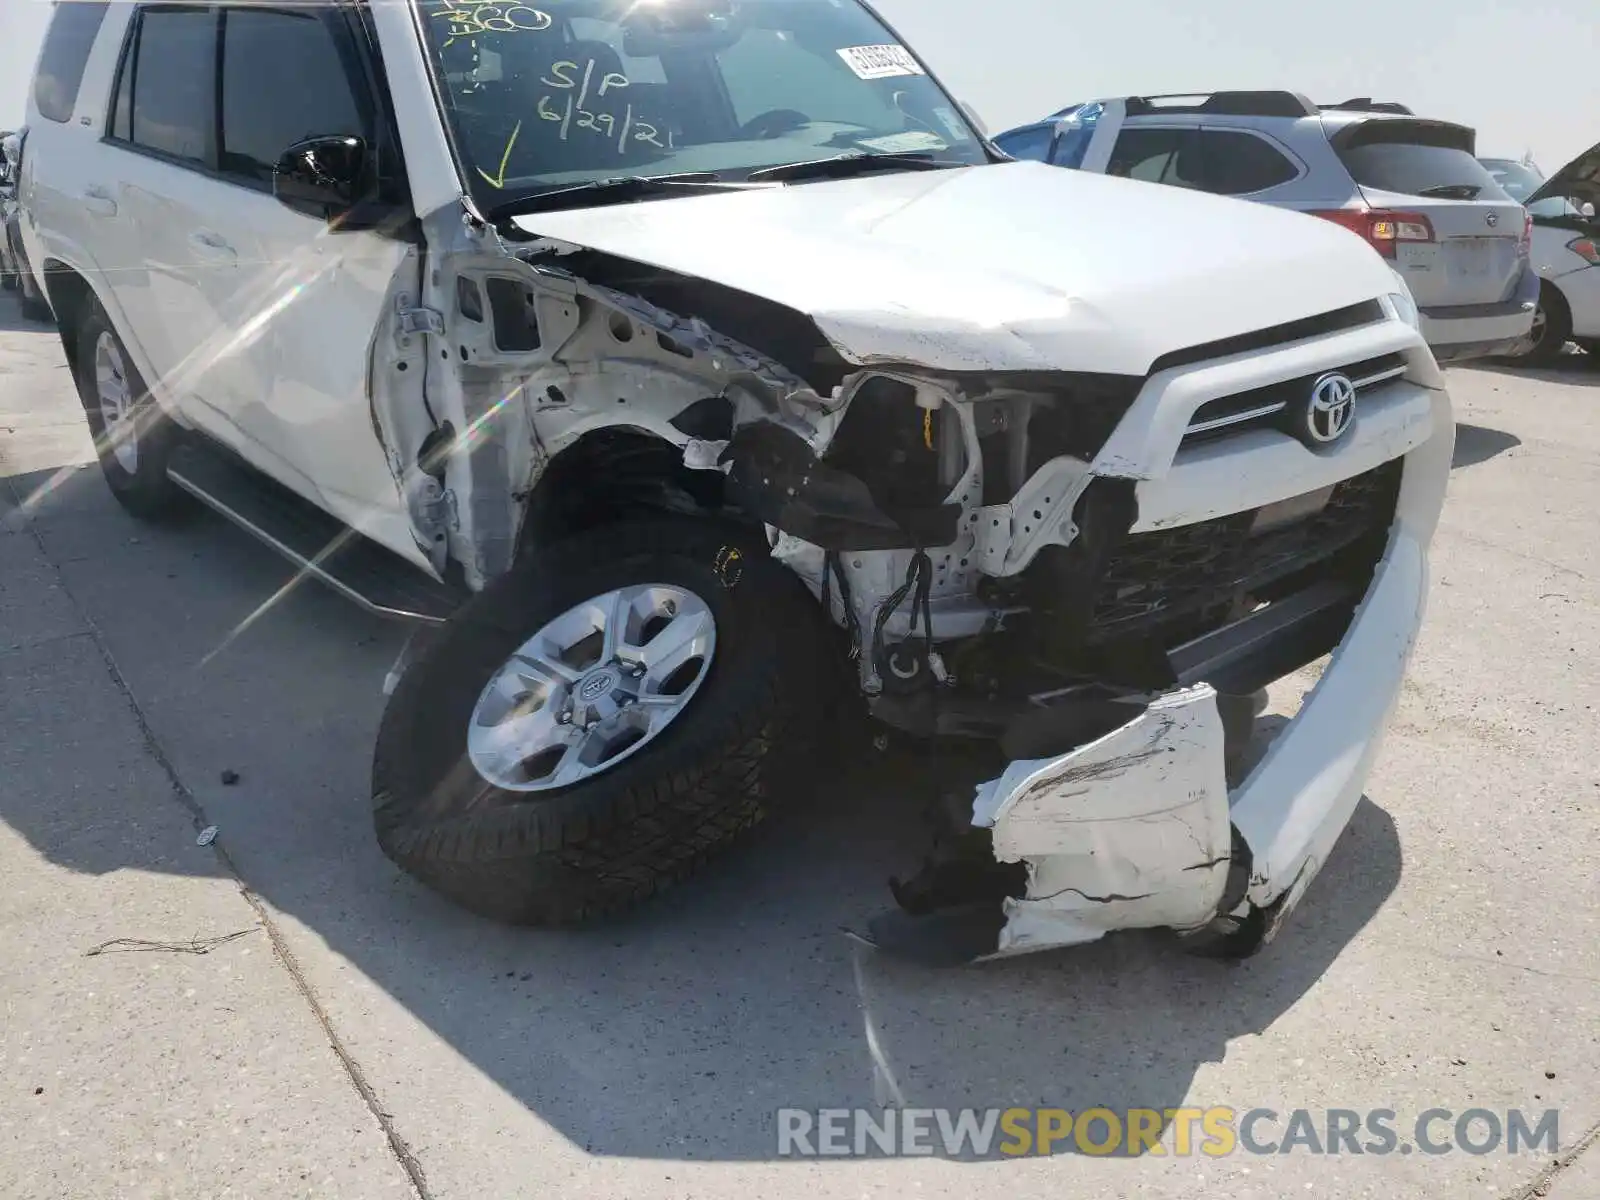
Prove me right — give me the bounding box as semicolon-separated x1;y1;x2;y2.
1;289;1597;1199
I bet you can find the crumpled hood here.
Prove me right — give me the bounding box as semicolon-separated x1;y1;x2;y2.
512;161;1398;376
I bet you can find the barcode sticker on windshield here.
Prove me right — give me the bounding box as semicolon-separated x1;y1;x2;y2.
856;131;950;154
837;44;926;80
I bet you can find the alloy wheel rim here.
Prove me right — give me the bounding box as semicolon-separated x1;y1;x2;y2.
93;332;138;474
466;584;717;793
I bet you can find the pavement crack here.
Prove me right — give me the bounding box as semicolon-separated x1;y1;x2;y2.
1439;526;1594;586
1500;1116;1600;1200
19;517;434;1200
1417;944;1600;987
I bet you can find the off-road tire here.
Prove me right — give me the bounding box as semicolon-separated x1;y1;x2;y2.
373;518;830;925
1524;282;1572;366
74;304;190;519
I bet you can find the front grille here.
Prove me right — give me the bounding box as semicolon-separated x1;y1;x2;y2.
1183;352;1408;444
1085;459;1402;644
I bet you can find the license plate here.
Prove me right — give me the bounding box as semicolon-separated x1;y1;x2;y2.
1398;243;1440;273
1452;239;1494;277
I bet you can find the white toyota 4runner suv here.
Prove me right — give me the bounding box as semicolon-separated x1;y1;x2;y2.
19;0;1452;962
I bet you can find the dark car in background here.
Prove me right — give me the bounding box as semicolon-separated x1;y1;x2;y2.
2;127;51;321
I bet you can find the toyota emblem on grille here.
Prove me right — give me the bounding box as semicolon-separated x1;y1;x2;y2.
1304;372;1356;444
1486;212;1499;227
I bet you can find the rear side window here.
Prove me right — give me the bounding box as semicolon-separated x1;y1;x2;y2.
1107;127;1203;189
117;7;218;164
1199;130;1299;194
33;1;111;123
994;125;1053;162
1336;127;1510;201
220;8;368;186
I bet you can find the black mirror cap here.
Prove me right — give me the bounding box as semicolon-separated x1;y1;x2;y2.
273;135;370;224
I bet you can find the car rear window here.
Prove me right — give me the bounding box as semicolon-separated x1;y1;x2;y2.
33;1;111;124
1336;128;1510;201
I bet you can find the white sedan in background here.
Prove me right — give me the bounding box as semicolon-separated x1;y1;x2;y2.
1485;143;1600;362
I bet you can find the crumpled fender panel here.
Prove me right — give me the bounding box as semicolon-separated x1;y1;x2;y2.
971;684;1232;958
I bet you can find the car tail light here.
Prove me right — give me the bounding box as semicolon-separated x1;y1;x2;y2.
1519;211;1533;258
1568;236;1600;266
1310;208;1435;259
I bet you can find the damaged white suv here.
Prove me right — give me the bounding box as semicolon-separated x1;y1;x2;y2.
21;0;1452;961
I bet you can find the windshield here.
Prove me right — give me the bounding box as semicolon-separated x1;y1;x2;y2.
1479;158;1544;202
415;0;989;207
1050;102;1102;169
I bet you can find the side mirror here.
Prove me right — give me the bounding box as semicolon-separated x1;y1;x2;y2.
273;136;370;224
958;100;988;138
1583;202;1597;219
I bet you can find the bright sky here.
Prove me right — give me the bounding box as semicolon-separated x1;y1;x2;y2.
2;0;1595;170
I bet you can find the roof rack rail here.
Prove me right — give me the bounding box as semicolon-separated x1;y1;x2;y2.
1319;97;1414;115
1125;91;1318;119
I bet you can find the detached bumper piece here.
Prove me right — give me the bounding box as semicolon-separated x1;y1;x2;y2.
974;685;1234;958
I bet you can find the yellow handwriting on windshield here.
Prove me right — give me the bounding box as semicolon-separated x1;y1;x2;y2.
436;2;552;46
476;120;523;189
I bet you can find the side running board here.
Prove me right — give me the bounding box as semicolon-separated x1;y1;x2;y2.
167;439;467;624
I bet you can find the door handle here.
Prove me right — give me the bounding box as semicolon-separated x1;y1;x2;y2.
187;230;237;262
82;185;117;217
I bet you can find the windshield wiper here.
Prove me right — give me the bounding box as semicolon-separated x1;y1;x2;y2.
485;173;756;220
745;151;966;184
1416;183;1483;200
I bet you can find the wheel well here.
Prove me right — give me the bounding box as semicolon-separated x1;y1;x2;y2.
1539;278;1572;324
516;427;737;556
39;260;96;379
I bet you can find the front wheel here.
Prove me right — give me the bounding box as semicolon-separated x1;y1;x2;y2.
372;519;829;925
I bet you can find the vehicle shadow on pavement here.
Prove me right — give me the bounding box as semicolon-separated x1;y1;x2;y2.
1452;423;1522;469
0;306;53;335
1467;351;1598;388
0;460;1404;1164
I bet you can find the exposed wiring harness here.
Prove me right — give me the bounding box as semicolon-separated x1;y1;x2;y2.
871;549;938;680
824;548;941;689
822;550;864;659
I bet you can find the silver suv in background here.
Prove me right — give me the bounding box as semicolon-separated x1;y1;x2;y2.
996;92;1538;363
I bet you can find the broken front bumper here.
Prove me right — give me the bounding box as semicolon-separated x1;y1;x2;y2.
970;388;1454;958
